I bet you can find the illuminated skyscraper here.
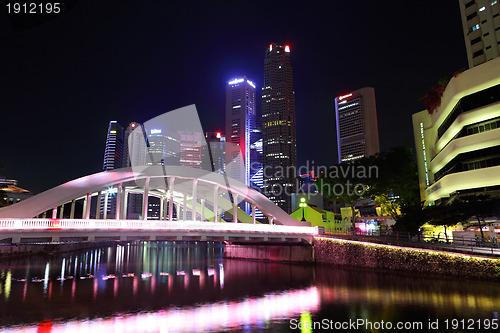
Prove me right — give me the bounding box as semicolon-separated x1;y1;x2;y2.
459;0;500;68
203;131;226;174
335;87;380;163
179;130;202;169
123;122;146;168
261;43;297;213
226;77;262;190
146;128;180;166
103;121;124;171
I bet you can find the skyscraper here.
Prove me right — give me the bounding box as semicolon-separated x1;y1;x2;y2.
123;122;146;168
179;130;202;168
103;121;124;171
202;131;226;174
225;77;262;188
261;43;297;213
146;128;180;166
334;87;380;163
459;0;500;68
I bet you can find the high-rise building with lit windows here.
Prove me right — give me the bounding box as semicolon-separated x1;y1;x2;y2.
413;57;500;204
334;87;380;163
261;43;297;214
179;130;202;169
146;128;180;166
103;121;124;171
459;0;500;68
123;122;146;168
226;77;262;190
202;131;226;174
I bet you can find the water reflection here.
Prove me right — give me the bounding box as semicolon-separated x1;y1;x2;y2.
0;242;498;332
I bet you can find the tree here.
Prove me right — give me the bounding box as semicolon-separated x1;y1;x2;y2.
316;158;373;228
458;195;499;242
316;146;420;230
425;201;467;242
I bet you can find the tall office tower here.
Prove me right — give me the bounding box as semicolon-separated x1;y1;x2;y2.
225;77;262;187
102;121;124;219
202;131;226;174
123;122;146;168
179;130;202;168
146;128;180;166
334;87;380;163
459;0;500;68
261;43;297;213
103;121;124;171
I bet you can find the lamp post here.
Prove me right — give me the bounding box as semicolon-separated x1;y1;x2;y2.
299;197;307;222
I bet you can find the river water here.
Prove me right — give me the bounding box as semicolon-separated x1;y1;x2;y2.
0;242;499;332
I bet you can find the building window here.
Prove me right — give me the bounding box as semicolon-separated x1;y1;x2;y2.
469;23;480;32
467;12;478;20
465;0;476;8
472;49;484;57
437;83;500;139
471;36;482;45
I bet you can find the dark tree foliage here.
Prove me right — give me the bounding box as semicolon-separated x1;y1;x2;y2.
316;146;420;229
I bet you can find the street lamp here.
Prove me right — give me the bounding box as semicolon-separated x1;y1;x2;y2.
299;197;307;222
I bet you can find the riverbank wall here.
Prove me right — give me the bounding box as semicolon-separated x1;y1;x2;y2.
0;241;117;260
314;237;500;280
224;244;314;263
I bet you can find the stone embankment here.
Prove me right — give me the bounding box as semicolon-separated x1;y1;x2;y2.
314;237;500;280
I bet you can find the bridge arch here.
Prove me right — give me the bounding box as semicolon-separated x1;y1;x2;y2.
0;166;308;227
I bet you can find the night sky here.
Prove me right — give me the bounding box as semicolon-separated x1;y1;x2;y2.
1;1;468;193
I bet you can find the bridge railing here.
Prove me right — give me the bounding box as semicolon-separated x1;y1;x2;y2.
0;219;319;235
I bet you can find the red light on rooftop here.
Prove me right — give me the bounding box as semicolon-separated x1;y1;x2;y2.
284;45;290;52
216;132;221;138
269;44;273;51
338;93;353;101
131;123;136;128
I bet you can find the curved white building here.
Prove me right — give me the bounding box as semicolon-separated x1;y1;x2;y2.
413;57;500;204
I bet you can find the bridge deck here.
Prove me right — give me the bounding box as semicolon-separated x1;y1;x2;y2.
0;219;319;244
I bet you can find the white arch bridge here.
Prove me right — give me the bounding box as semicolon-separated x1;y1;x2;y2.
0;166;317;244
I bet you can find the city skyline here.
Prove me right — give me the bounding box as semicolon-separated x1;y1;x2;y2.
1;1;467;193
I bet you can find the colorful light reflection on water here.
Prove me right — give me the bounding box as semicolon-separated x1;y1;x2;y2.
0;241;499;332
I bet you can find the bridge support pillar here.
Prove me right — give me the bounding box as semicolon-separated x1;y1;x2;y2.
84;193;91;219
96;191;102;219
11;236;21;244
269;217;274;225
142;178;150;221
201;199;205;221
160;197;165;220
252;205;256;224
52;207;57;219
213;186;219;222
168;177;175;221
150;235;157;241
52;235;60;242
192;180;198;221
59;204;64;219
103;191;109;219
70;199;76;219
88;235;95;241
183;194;187;221
122;188;128;220
116;183;122;220
233;194;238;223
